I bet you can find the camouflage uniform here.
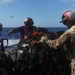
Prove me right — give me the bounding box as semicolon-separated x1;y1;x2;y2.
41;26;75;75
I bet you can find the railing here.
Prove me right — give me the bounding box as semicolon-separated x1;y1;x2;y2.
0;38;8;52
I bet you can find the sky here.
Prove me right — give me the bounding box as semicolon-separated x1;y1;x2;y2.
0;0;75;27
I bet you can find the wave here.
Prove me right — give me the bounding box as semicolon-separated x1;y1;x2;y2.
7;39;20;46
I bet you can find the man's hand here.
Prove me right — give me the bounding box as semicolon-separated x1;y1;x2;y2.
24;36;28;40
8;29;13;35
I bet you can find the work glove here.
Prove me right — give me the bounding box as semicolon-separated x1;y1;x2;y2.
39;35;48;43
8;29;13;35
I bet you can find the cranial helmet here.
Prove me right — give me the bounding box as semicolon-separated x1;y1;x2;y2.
24;17;34;25
60;10;75;25
0;23;3;26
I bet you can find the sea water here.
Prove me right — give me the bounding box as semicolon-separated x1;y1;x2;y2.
0;27;67;46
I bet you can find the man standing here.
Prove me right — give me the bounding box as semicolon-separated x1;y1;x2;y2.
8;17;38;41
40;10;75;75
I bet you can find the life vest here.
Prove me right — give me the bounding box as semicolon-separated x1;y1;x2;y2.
29;31;45;44
20;25;38;39
29;31;44;37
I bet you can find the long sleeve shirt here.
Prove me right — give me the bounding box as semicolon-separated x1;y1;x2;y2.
13;25;39;39
47;26;75;60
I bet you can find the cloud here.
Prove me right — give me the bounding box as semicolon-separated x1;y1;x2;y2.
60;0;67;2
0;0;15;3
60;0;75;7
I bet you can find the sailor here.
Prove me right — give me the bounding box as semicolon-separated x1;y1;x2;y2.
40;10;75;75
8;17;38;42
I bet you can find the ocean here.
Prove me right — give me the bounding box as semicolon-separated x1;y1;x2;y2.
0;27;67;46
